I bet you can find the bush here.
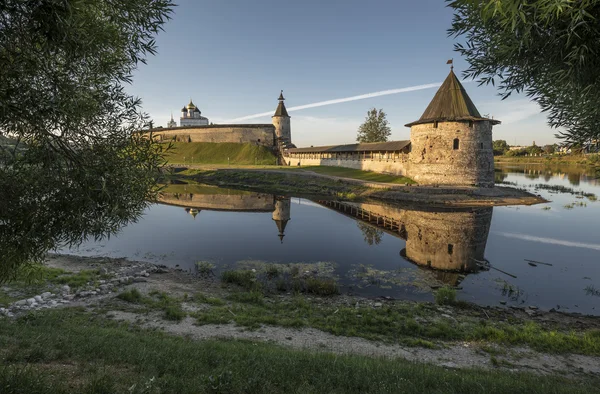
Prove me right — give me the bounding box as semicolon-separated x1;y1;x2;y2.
164;305;186;321
221;270;257;290
117;288;142;303
195;261;215;277
435;286;457;305
306;278;339;296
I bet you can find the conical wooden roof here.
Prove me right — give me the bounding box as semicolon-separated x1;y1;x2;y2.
405;70;500;127
273;90;289;117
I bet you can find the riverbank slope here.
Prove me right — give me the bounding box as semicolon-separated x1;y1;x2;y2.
168;167;546;207
1;254;599;393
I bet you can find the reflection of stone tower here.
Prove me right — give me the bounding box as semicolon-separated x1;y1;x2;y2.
272;197;291;243
272;91;292;146
405;70;501;187
402;208;493;272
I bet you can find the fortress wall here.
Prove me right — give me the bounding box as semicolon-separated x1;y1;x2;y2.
407;121;494;186
285;157;409;176
152;125;276;147
159;192;275;211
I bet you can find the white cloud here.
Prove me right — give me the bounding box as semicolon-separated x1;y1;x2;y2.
484;99;542;125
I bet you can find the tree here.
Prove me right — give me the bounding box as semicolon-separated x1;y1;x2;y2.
447;0;600;145
357;222;383;246
492;140;510;156
543;144;556;155
356;109;391;143
0;0;174;279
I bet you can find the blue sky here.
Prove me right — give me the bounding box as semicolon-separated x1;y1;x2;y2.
130;0;556;147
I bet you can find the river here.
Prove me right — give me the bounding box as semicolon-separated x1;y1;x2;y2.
62;163;600;315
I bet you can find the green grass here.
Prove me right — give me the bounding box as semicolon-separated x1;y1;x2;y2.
298;165;415;184
164;142;277;165
0;309;597;393
116;288;143;303
179;169;369;198
192;295;600;355
221;270;259;290
116;289;187;322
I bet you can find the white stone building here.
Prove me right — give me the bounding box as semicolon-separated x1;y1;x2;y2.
180;99;209;126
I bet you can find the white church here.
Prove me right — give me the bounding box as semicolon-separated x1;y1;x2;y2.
167;99;209;128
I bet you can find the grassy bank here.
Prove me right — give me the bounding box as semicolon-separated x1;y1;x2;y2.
178;169;369;198
495;154;600;167
164;142;277;165
0;308;597;394
294;165;415;184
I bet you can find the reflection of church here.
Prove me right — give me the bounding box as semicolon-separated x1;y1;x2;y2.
159;190;291;242
317;200;493;285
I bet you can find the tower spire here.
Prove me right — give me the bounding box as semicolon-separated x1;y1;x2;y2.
274;90;289;117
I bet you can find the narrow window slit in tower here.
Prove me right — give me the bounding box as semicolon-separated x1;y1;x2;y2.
453;138;460;150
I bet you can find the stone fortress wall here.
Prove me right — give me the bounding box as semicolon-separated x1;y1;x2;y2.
407;121;494;187
285;156;409;176
152;125;276;147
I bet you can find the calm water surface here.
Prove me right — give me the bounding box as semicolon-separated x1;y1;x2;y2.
63;164;600;315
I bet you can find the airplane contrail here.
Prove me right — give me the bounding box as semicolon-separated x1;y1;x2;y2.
226;81;449;122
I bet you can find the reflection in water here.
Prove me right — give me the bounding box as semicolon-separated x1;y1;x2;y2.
496;163;599;187
356;222;383;246
318;200;493;285
160;185;493;286
272;197;291;243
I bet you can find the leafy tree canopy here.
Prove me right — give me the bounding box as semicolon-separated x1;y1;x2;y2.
0;0;174;279
447;0;600;145
356;109;391;143
492;140;510;156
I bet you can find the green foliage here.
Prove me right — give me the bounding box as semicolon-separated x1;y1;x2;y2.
493;140;510;156
117;288;143;303
305;278;340;296
0;0;174;280
448;0;600;144
0;309;595;393
163;304;186;321
435;286;457;305
164;142;277;165
221;270;258;290
356;108;391;143
195;261;215;277
300;166;415;184
195;293;226;306
226;290;265;305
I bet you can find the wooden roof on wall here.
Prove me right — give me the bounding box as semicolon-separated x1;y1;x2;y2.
405;70;501;127
288;140;411;153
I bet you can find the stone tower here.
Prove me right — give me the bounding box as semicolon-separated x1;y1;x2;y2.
272;91;292;146
405;70;501;187
272;197;291;243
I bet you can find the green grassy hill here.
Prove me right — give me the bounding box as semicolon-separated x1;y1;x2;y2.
164;142;278;165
